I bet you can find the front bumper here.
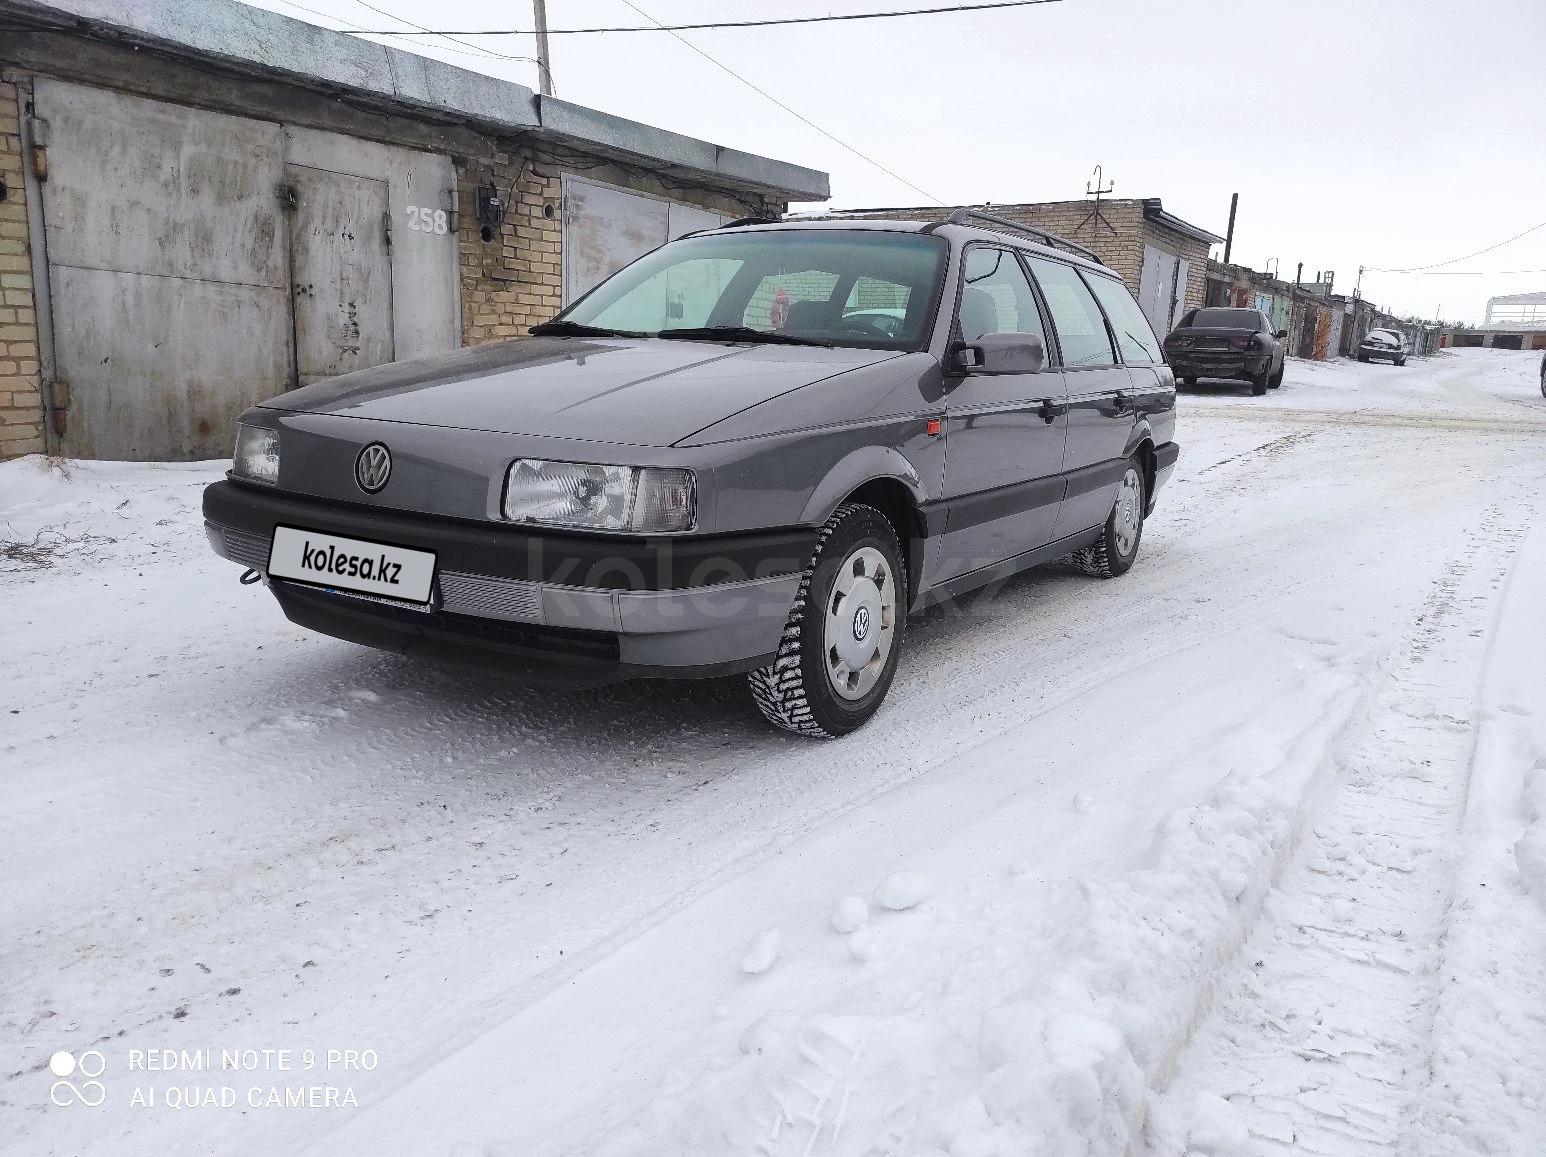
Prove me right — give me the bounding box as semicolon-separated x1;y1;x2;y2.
203;480;809;684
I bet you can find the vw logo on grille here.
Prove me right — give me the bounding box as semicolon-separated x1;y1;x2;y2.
354;443;392;494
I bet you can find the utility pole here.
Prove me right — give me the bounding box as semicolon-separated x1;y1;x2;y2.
1222;192;1238;265
1353;265;1364;302
532;0;553;96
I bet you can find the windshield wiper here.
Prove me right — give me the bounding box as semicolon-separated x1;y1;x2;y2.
656;325;832;348
528;320;645;338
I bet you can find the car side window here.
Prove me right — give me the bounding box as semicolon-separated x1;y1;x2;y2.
1081;271;1162;365
1025;256;1117;368
957;247;1048;345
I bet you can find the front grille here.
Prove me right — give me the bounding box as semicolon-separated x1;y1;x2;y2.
438;571;545;624
221;527;270;570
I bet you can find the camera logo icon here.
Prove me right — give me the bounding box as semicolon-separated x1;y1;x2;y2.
49;1050;106;1108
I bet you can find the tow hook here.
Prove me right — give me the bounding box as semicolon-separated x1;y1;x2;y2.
239;569;263;586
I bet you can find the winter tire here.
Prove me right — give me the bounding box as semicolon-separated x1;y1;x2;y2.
748;503;906;738
1070;461;1145;579
1251;371;1268;396
1181;376;1197;387
1268;363;1284;389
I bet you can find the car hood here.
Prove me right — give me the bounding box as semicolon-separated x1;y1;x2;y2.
260;337;901;447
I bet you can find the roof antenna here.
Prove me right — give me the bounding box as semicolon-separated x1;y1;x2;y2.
1078;164;1117;237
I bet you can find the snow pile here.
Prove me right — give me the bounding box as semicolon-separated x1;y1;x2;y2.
578;740;1358;1155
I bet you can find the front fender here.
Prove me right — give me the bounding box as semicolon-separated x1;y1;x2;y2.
797;445;929;527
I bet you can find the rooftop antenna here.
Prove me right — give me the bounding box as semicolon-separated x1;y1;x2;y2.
1077;164;1117;237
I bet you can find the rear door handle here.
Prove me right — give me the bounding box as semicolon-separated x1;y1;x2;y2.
1113;390;1134;412
1037;399;1067;424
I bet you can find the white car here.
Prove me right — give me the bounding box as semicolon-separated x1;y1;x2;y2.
1357;328;1408;365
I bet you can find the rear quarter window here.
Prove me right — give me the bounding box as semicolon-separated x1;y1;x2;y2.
1082;272;1162;365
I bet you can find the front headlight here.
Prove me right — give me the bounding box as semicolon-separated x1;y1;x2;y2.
502;460;696;533
233;424;280;485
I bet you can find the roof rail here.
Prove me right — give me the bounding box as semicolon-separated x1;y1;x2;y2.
923;207;1104;265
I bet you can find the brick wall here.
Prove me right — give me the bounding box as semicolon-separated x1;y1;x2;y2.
0;79;45;459
456;145;785;345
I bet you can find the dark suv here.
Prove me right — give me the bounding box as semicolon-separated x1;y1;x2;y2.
1164;307;1287;395
203;210;1179;737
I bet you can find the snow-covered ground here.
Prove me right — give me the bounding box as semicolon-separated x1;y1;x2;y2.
3;348;1544;1155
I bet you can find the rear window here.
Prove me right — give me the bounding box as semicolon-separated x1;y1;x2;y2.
1191;308;1260;330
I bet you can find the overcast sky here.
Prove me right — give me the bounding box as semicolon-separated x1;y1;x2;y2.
248;0;1545;324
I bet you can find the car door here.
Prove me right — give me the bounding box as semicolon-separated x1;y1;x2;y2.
1024;255;1135;538
934;245;1069;585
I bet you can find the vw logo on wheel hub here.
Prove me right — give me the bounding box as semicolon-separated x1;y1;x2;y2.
852;604;871;642
355;443;392;494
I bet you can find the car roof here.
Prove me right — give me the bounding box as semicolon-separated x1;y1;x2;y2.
699;217;1114;277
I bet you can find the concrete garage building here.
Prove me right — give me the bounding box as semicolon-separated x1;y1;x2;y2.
0;0;827;461
826;198;1222;338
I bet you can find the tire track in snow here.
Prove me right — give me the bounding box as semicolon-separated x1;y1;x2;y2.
1149;505;1525;1155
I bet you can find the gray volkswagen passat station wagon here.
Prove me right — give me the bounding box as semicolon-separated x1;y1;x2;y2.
203;210;1179;737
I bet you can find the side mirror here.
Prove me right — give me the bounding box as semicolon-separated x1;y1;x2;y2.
1275;329;1288;339
950;332;1046;375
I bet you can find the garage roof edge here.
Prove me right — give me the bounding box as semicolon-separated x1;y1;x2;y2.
2;0;831;201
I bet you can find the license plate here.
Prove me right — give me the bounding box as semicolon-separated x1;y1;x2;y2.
268;526;437;605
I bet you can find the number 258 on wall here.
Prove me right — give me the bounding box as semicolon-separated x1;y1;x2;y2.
405;206;448;235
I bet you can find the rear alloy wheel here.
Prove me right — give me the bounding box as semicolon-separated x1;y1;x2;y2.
1071;461;1145;579
749;503;905;738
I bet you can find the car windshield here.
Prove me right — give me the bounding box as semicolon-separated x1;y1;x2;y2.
1367;330;1399;343
554;229;949;351
1190;308;1260;329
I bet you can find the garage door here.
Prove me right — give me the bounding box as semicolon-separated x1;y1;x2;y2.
1137;244;1190;337
286;165;394;385
36;79;292;459
34;82;460;461
561;176;727;305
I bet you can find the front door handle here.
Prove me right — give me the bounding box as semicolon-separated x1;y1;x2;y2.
1037;399;1067;424
1113;390;1134;413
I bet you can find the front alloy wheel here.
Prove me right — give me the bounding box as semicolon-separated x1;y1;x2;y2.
749;503;906;738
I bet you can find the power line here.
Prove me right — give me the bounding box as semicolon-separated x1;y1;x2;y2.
614;0;944;205
344;0;554;89
334;0;1064;36
267;0;543;68
1382;268;1546;277
1369;217;1546;274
